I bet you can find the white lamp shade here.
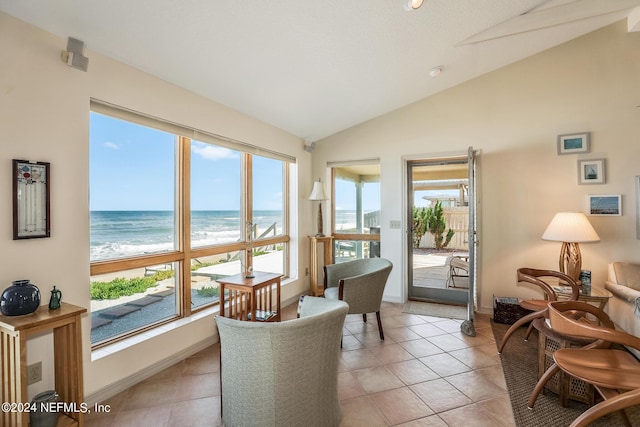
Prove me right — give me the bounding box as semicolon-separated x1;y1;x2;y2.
541;212;600;243
308;181;328;201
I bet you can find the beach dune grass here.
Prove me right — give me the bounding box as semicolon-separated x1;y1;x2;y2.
90;270;174;300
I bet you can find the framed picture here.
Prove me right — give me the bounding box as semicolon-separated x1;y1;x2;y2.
578;158;605;185
557;132;590;155
12;159;50;239
588;194;621;216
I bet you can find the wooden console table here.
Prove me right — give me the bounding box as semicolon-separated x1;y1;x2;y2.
0;302;86;427
218;271;281;321
308;236;333;296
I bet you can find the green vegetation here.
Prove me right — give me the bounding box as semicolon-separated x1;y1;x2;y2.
412;206;428;248
425;201;455;250
196;286;219;298
191;261;217;271
412;201;455;250
90;270;174;300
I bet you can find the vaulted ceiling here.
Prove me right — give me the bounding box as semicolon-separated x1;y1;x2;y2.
2;0;639;141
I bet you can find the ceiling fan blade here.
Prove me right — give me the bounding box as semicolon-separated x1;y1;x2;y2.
458;0;640;45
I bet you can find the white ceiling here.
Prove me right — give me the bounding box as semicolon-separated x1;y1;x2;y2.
2;0;640;142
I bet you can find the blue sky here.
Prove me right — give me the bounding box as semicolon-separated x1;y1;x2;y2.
90;112;381;212
90;112;284;211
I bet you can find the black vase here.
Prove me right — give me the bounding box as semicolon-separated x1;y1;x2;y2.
1;280;41;316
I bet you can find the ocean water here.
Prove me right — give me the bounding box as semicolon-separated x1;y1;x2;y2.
90;209;368;261
90;210;283;261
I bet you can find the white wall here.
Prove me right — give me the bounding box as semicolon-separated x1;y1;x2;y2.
314;21;640;312
0;12;313;400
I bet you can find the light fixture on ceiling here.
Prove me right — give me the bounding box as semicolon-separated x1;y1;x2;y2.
429;66;444;78
405;0;424;11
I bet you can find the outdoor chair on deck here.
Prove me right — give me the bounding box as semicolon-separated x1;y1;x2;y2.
533;300;640;427
446;255;469;289
323;258;392;340
497;268;580;353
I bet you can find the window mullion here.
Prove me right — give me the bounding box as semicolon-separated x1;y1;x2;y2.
243;153;253;274
178;136;192;316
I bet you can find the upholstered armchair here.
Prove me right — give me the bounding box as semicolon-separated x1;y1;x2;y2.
216;296;348;427
323;257;393;340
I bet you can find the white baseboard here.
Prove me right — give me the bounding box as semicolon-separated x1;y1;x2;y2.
84;335;217;406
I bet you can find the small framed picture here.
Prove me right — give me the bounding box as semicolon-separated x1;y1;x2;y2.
588;195;621;216
557;132;590;155
578;158;605;185
12;159;51;239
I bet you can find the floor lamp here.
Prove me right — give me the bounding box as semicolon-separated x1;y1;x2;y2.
541;212;600;282
308;179;328;237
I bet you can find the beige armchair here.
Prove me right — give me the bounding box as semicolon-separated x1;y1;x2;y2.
216;296;348;427
323;257;393;340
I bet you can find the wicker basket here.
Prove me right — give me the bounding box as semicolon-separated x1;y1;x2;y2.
536;319;595;406
493;296;533;325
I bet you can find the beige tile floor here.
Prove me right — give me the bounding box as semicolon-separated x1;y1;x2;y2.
85;301;515;427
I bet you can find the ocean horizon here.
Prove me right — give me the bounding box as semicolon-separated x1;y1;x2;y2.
90;209;366;261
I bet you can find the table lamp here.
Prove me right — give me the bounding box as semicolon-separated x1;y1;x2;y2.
308;179;328;237
541;212;600;282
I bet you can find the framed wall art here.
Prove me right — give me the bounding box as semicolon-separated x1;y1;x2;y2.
578;158;605;185
588;194;621;216
13;159;50;239
557;132;590;155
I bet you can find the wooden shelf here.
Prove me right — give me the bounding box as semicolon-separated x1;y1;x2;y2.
0;302;86;427
308;236;333;296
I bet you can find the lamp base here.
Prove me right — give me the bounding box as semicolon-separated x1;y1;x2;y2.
559;242;582;282
316;203;324;237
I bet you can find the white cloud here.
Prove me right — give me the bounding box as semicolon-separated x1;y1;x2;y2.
192;144;237;161
104;141;119;150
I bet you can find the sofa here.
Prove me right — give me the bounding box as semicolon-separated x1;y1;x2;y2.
604;261;640;358
216;296;349;427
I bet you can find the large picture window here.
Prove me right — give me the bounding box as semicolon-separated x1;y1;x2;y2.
89;103;291;346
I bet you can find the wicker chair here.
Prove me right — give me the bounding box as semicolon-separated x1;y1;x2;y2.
323;257;392;340
497;268;580;354
216;297;348;427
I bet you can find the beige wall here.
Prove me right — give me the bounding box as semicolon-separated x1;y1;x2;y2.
314;21;640;311
0;12;312;400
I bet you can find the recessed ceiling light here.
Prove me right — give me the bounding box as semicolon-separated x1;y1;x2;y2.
430;66;444;78
405;0;424;11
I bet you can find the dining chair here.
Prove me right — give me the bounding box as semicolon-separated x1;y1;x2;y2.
497;268;580;354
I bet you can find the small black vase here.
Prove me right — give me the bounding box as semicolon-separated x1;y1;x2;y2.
1;280;41;316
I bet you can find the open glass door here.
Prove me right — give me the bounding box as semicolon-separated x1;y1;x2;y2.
407;150;477;306
462;147;478;335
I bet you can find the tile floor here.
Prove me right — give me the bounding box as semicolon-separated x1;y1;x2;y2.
85;301;516;427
